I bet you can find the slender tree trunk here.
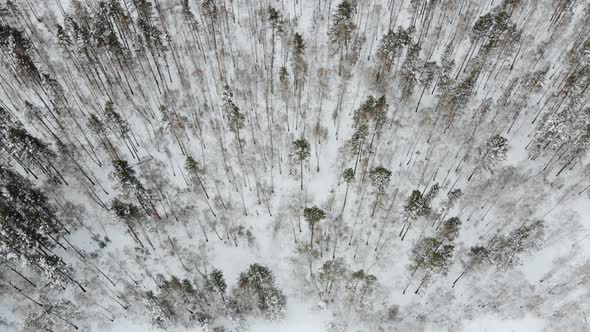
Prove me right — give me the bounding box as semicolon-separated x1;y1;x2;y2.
341;183;350;214
300;160;304;190
452;260;475;288
310;223;315;247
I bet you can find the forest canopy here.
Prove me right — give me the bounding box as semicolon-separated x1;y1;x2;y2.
0;0;589;331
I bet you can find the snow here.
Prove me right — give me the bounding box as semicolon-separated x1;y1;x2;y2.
461;314;546;332
0;0;589;331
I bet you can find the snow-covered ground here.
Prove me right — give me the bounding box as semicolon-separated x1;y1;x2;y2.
0;0;589;331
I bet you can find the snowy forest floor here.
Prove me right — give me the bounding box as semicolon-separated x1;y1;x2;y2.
0;0;590;331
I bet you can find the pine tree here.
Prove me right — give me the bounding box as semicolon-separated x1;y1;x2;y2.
404;236;438;293
111;198;152;249
303;206;326;248
400;190;432;240
415;61;439;112
102;101;139;160
349;124;369;172
444;189;463;209
221;85;246;153
376;27;412;79
328;0;358;76
279;66;291;130
368;166;392;216
415;243;454;293
353;96;388;132
438;217;462;242
408;236;454;294
319;258;347;296
290;137;311;190
468;135;509;181
341;168;355;213
112;159;159;218
0;165;65;282
347;269;378;305
489;220;544;270
452;246;491;287
159;104;188;155
185;155;216;220
400;42;422;102
87;113;119;160
0;118;64;183
369;166;392;192
268;6;283;94
23;300;81;331
434;43;455;94
0;24;40;81
291;32;307;123
232;264;286;320
185;156;209;199
423;183;440;205
208;269;227;303
144;290;175;329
